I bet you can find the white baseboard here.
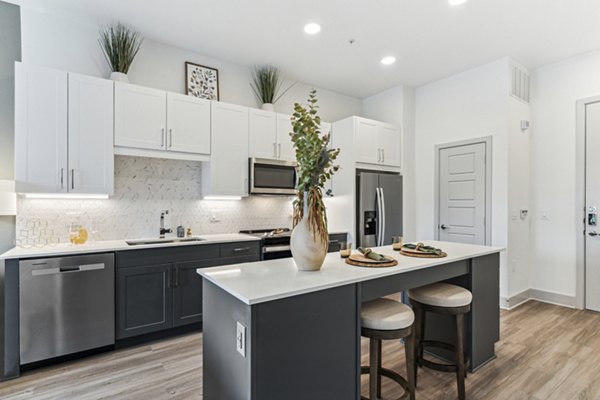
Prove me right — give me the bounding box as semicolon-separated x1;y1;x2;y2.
500;288;577;310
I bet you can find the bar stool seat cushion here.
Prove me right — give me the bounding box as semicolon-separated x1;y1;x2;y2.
361;298;415;331
408;283;472;307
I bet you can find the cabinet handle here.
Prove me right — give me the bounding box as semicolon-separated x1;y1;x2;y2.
174;267;179;287
278;143;282;159
60;168;64;189
233;247;251;253
377;149;381;162
71;169;75;190
381;149;385;163
161;128;165;148
169;129;173;148
273;142;277;158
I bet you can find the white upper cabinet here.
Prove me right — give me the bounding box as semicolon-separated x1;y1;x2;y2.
114;83;211;160
249;109;277;159
276;113;294;161
15;63;113;194
15;63;68;193
68;73;114;194
166;92;211;155
377;123;401;167
353;117;401;168
203;101;249;197
248;110;296;161
354;118;381;165
114;82;167;151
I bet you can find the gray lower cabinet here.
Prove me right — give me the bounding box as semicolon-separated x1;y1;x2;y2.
116;242;260;339
117;263;173;338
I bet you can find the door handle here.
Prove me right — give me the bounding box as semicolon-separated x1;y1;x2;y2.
589;231;598;237
169;129;173;148
381;149;385;163
60;168;64;189
71;169;75;190
441;224;448;230
161;128;165;148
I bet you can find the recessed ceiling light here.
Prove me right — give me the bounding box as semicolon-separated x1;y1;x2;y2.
381;56;396;65
304;23;321;35
449;0;468;5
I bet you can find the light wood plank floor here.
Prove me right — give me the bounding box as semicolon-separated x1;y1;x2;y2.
1;301;599;399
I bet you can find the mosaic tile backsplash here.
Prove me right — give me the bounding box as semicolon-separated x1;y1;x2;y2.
16;156;294;244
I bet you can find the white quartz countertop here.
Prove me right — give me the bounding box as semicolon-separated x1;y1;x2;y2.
198;241;504;305
0;233;260;260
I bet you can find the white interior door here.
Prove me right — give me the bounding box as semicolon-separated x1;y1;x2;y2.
585;101;600;312
166;93;211;155
438;142;486;245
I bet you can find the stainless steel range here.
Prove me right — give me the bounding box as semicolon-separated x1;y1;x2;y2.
239;228;292;260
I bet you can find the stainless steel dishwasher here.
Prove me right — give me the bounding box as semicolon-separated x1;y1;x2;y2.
19;253;115;365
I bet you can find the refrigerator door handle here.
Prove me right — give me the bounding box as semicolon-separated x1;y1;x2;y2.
375;187;381;246
380;187;386;246
376;187;384;246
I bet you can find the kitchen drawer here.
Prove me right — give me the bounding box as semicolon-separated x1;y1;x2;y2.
117;244;220;267
220;241;261;258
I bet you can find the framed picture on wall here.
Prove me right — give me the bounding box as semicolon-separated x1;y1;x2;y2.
185;62;220;100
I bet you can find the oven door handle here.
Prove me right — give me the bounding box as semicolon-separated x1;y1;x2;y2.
263;245;291;253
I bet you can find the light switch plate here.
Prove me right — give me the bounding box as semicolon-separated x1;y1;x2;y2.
236;321;246;357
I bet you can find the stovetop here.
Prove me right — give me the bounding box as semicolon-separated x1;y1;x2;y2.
239;228;291;239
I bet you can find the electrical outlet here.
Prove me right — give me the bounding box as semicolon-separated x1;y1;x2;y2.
236;322;246;357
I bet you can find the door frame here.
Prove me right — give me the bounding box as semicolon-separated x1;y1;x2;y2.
575;96;600;310
434;136;493;245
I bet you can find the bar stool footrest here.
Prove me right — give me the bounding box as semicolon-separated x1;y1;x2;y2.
418;340;469;373
361;366;411;400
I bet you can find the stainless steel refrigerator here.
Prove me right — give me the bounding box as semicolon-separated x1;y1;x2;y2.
356;170;403;247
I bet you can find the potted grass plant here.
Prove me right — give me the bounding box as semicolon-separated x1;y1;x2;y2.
289;89;340;271
98;23;143;82
250;65;295;111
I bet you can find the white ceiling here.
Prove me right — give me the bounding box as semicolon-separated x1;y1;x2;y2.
11;0;600;98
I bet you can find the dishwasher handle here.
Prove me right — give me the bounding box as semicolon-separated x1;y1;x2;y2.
32;263;105;276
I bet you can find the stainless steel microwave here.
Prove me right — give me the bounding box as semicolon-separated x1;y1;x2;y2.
249;158;297;195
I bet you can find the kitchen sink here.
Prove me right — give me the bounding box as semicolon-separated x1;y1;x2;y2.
126;237;205;246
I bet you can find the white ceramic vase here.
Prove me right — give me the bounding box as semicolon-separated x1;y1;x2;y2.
290;192;328;271
110;72;129;83
261;103;275;112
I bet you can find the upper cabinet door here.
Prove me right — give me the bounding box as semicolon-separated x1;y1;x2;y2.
166;93;211;155
276;113;295;161
115;82;167;151
354;117;380;165
14;62;68;193
249;109;277;159
207;102;249;196
378;123;401;167
68;73;114;194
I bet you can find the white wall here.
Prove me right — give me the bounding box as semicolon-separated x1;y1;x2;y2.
530;49;600;302
415;58;510;297
19;7;362;123
362;85;416;241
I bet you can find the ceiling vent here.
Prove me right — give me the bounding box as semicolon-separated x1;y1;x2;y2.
510;63;530;103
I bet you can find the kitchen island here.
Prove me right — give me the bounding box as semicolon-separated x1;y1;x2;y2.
198;241;503;400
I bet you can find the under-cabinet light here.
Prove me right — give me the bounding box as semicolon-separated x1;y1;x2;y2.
23;193;109;200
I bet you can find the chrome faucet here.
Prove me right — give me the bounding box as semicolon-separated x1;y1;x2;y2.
159;210;172;238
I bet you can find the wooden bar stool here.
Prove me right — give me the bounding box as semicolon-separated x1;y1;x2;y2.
408;283;472;400
361;298;416;400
